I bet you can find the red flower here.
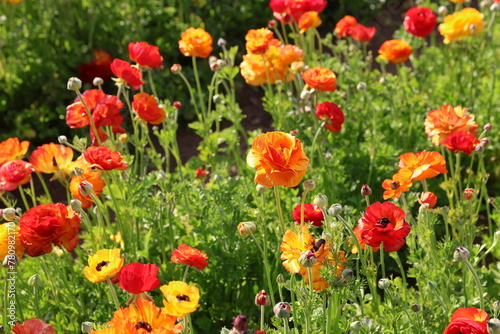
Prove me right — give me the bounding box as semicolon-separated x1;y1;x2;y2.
195;168;208;178
292;204;324;226
132;92;166;124
171;244;209;270
356;202;411;252
128;41;163;69
442;130;480;155
117;262;161;294
0;160;35;191
110;58;145;90
335;15;358;38
78;50;113;85
419;191;437;208
315;102;345;132
0;137;30;166
351;24;376;43
443;307;489;334
18;203;81;257
301;67;337;92
83;146;128;171
12;318;56;334
269;0;327;22
404;7;437;38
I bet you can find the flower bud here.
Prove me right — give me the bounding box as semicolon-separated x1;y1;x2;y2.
256;184;268;194
93;77;104;86
118;133;128;143
217;38;227;48
273;302;291;319
300;89;311;100
73;167;84;177
237;221;256;238
67;77;82;91
255;290;271;306
411;304;421;312
463;188;474;200
15;208;22;216
475;144;484;152
70;199;82;212
170;64;182;74
488;319;500;334
268;19;277;29
213;94;223;104
480;137;490;148
313;193;328;208
276;274;285;285
378;278;390;289
58;135;68;144
173;101;182;109
357;82;367;91
453;246;470;262
3;254;19;269
492;3;500;12
438;5;448;16
484;123;492;131
361;184;372;196
350;321;362;333
303;179;316;191
209;56;219;71
81;322;94;334
328;203;342;216
2;207;17;221
232;315;248;332
299;250;317;267
341;269;354;283
78;181;94;196
28;274;42;288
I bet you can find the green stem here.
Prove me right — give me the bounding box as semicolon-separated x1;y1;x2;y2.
182;265;190;282
309;121;325;169
36;172;53;202
18;186;31;210
463;259;485;310
273;186;286;234
76;89;102;145
380;242;386;279
260;305;265;331
106;277;121;310
147;70;158;97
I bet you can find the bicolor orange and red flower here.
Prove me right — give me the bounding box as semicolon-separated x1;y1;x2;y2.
382;168;413;200
0;137;29;166
78;50;114;85
132;92;166;124
128;41;163;69
269;0;327;22
350;24;376;43
245;28;277;54
355;202;410;252
69;171;106;209
419;191;437;209
404;7;437;38
439;8;484;44
398;150;448;181
110;59;145;90
0;160;35;191
178;28;213;58
171;244;209;270
378;39;412;64
292;204;324;226
0;224;25;263
82;146;128;171
18;203;81;257
298;12;322;33
335;15;358;38
247;131;309;188
315;102;344;132
12;318;56;334
424;104;478;146
443;307;489;334
29;143;83;181
84;248;124;283
442;130;480;155
160;281;200;317
302;67;337;92
118;262;161;295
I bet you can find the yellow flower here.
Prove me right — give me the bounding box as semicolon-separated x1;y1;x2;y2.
0;224;24;263
84;248;124;283
439;8;484;44
160;281;200;317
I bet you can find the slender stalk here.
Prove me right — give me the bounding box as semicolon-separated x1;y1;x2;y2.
75;89;101;145
273;186;286;233
147;69;158;97
106;277;121;310
380;242;386;279
260;305;265;331
36;172;53;202
182;265;190;282
463;259;485;310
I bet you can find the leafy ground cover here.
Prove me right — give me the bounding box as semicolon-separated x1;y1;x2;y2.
0;0;500;333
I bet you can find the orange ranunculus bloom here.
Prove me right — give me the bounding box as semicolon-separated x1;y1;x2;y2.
0;224;25;263
245;28;277;54
78;50;114;85
128;41;163;69
0;137;29;166
382;168;413;200
84;248;124;283
82;146;128;171
398;150;448;181
443;307;489;334
18;203;81;257
171;244;209;270
419;191;438;209
29;143;86;181
69;172;106;209
12;318;56;334
335;15;358;38
301;67;337;92
132;92;167;125
424;104;478;146
377;39;412;64
110;58;145;90
247;131;309;188
160;281;200;317
0;160;35;191
298;12;322;33
351;24;376;43
240;53;272;86
439;8;484;44
442;130;480;155
179;28;213;58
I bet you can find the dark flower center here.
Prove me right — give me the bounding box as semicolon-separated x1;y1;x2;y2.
177;294;190;302
313;239;326;252
95;261;110;271
390;181;400;190
135;321;153;332
376;217;391;228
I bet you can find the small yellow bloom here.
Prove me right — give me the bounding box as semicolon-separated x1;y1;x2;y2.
84;248;124;283
160;281;200;317
439;8;484;44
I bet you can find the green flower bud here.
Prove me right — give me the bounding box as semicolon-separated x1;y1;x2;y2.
378;278;390;289
2;208;17;221
81;322;94;333
67;77;82;91
313;193;328;208
28;274;42;288
453;246;470;262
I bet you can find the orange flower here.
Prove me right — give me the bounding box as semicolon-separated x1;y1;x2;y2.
377;39;412;64
132;92;167;125
84;248;124;283
335;15;358;38
83;146;128;171
0;137;29;166
160;281;200;317
298;12;322;33
171;244;209;270
29;143;81;181
69;172;106;209
301;67;337;92
382;168;413;200
419;191;438;209
245;28;276;54
424;104;478;146
0;160;35;191
0;224;25;263
398;150;448;181
439;8;484;44
247;131;309;188
178;28;213;58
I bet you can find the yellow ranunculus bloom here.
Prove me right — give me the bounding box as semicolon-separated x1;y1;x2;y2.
438;8;484;44
84;248;124;283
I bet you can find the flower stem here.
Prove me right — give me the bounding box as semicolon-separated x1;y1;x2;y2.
182;265;190;282
273;186;286;234
463;259;485;310
106;277;121;310
75;89;102;145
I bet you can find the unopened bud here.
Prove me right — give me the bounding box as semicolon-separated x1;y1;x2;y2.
232;315;248;332
58;135;68;144
209;56;219;71
255;290;271;306
494;300;500;312
488;319;500;334
361;184;372;196
357;82;367;91
378;278;390;289
480;137;490;148
28;274;42;288
453;246;470;262
93;77;104;86
81;322;94;333
464;188;474;200
484;123;492;131
276;274;285;285
300;89;311;100
173;101;182;109
213;94;223;104
341;269;354;282
299;250;317;267
237;221;256;237
328;203;342;216
492;3;500;11
2;208;17;221
67;77;82;91
256;184;268;194
411;304;421;312
313;193;328;208
70;199;82;212
475;144;484;152
78;181;94;196
438;6;448;16
273;302;291;319
268;20;277;29
303;179;316;191
170;64;182;74
350;321;362;333
217;38;227;48
3;254;19;268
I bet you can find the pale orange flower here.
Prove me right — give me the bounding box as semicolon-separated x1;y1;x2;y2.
247;131;309;188
424;104;478;146
301;67;337;92
298;12;322;33
29;143;88;181
439;8;484;44
377;39;412;64
245;28;277;54
382;168;413;200
398;150;448;181
0;137;30;166
69;172;106;209
178;28;213;58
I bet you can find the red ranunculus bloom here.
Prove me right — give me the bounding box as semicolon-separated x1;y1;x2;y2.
301;67;337;92
12;318;56;334
270;0;327;22
118;262;161;294
292;204;324;226
195;168;208;178
82;146;129;171
110;58;145;90
171;244;209;270
404;7;437;38
19;203;81;257
442;130;480;155
78;50;113;85
315;102;345;132
0;160;35;191
443;307;489;334
351;24;377;43
419;191;437;209
335;15;358;38
128;41;163;69
356;202;411;252
132;92;166;124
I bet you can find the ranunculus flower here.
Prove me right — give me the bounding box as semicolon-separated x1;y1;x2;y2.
439;8;484;44
0;224;25;263
128;41;163;69
195;168;208;178
12;318;56;334
443;307;489;334
419;191;437;209
69;172;106;209
0;137;29;166
29;143;87;181
269;0;327;22
350;24;376;43
78;50;113;85
246;131;309;188
160;281;200;317
335;15;358;38
82;146;128;171
301;66;337;92
382;168;413;200
84;248;124;283
398;150;448;181
245;28;277;54
171;244;209;270
118;262;161;294
298;11;322;33
315;101;345;132
131;92;166;124
442;130;480;155
178;27;213;58
110;58;145;90
404;7;437;38
292;203;324;226
0;160;35;191
424;104;478;146
377;39;412;64
356;202;411;252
